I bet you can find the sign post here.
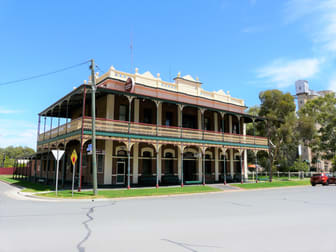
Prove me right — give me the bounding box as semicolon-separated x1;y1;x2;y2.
51;149;65;196
70;149;78;197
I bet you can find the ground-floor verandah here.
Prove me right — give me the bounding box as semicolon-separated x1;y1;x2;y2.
25;138;267;188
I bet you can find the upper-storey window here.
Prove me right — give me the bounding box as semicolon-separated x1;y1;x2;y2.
233;125;237;134
165;112;172;126
119;105;127;121
204;117;211;130
144;108;152;124
183;115;196;129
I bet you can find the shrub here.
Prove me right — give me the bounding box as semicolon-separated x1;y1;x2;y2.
289;160;309;172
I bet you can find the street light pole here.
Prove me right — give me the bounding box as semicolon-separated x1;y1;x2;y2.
90;59;98;195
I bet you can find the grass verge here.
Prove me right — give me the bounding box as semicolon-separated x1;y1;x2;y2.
234;179;310;189
0;175;54;192
40;185;221;199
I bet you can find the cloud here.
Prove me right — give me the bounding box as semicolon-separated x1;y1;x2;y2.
285;0;336;53
0;107;21;114
0;119;36;149
328;76;336;91
256;58;322;88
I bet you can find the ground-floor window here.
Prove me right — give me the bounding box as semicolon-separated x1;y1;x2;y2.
205;154;211;174
97;154;104;173
143;151;152;175
165;152;174;174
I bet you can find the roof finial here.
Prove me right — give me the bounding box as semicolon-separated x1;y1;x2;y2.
177;72;181;77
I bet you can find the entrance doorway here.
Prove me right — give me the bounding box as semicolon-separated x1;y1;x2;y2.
183;152;197;182
116;161;125;184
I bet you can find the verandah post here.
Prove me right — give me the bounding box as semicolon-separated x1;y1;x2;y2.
223;148;227;185
156;143;159;188
62;99;69;188
78;86;87;192
181;145;184;187
240;150;244;184
46;116;53;184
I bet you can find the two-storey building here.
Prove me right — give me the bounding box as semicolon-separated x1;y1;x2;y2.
23;66;269;188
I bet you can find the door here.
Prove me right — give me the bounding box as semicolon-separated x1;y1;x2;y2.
116;161;126;184
183;152;196;181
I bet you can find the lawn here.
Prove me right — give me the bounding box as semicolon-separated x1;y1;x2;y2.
247;176;306;181
234;179;311;189
0;175;54;192
40;185;221;199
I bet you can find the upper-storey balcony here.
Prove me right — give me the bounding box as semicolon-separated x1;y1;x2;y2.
37;117;268;147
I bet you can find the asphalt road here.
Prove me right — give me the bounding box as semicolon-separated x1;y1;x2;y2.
0;182;335;252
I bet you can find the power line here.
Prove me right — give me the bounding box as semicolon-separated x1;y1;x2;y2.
95;64;106;74
0;60;90;87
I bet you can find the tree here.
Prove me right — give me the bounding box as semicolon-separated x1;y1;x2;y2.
290;159;309;172
298;93;336;163
257;90;298;178
0;146;35;167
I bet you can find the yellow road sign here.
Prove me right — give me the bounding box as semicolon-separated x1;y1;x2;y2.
71;149;78;166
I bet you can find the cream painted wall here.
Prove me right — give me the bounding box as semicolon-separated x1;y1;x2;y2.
215;148;219;180
134;99;139;122
158;148;162;180
244;150;248;179
214;112;218;131
158;103;162;126
178;147;182;180
177;106;182;127
198;153;202;181
104;141;113;184
106;94;114;119
230;149;234;175
198;110;202;129
132;143;138;183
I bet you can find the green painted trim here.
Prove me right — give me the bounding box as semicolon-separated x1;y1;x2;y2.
83;130;269;149
37;130;82;145
37;128;268;149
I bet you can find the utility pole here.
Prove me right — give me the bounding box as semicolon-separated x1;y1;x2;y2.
90;59;98;195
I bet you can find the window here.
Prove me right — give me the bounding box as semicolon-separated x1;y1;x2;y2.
233;124;237;134
183;115;196;129
165;152;174;174
205;154;211;174
219;155;223;173
144;108;152;124
119;104;127;121
143;151;152;175
97;154;104;173
204;117;210;130
82;154;87;167
165;112;172;126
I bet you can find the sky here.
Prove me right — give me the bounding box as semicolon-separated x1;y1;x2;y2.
1;0;336;149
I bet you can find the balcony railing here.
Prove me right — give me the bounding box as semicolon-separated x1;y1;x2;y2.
38;117;268;146
37;117;82;142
